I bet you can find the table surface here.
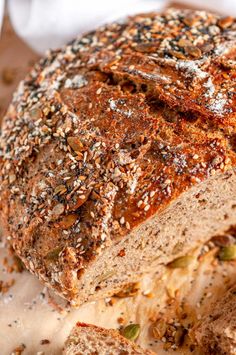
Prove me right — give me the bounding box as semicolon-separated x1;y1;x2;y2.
0;16;39;122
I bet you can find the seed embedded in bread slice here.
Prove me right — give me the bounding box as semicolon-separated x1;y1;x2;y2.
194;286;236;355
63;322;154;355
1;8;236;305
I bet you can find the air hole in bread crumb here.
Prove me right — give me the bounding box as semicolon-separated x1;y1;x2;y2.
198;199;207;205
141;83;148;92
184;111;198;122
120;81;137;93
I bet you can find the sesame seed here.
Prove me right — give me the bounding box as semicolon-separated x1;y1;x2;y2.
120;217;125;224
126;221;130;229
137;200;143;208
164;179;171;185
144;204;150;211
150;191;155;197
211;169;216;175
101;233;106;241
220;162;225;169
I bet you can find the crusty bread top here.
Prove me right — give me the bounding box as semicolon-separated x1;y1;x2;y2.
0;8;236;300
63;322;154;355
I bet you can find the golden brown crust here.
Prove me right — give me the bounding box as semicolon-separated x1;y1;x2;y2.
0;8;236;301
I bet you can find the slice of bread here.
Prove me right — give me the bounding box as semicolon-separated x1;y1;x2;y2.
63;322;155;355
194;286;236;355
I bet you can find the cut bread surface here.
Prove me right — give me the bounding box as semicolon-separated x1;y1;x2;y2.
76;171;236;304
1;8;236;304
194;286;236;355
63;322;154;355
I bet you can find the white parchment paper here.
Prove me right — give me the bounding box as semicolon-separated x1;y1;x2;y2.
1;239;235;354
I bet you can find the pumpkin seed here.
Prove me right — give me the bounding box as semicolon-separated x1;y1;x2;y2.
200;42;214;54
169;50;186;60
183;15;198;27
29;107;42;120
168;255;194;269
185;46;202;58
218;16;233;29
174;326;187;347
218;245;236;261
67;136;83;152
122;324;140;341
54;184;67;195
58;214;77;229
135;42;159;53
178;38;192;47
51;203;65;216
45;247;63;261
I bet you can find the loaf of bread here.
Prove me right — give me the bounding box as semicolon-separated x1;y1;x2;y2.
0;8;236;305
194;286;236;355
63;322;154;355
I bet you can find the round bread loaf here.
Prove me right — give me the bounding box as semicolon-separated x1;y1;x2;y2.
1;8;236;305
